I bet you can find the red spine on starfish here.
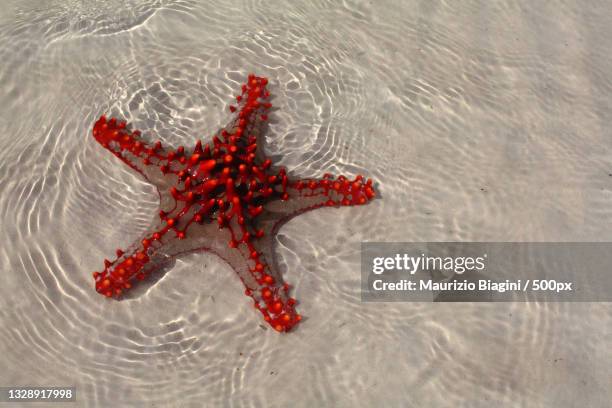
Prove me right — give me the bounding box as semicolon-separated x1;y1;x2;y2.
91;74;376;332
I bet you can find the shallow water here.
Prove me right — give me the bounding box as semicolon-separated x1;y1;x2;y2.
1;0;611;406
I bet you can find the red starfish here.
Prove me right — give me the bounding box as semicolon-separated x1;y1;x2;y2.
91;74;376;332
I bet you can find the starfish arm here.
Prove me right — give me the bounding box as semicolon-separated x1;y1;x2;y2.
162;219;301;332
92;116;178;186
264;172;377;219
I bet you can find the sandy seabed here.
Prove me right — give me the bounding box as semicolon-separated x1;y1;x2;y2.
0;1;611;407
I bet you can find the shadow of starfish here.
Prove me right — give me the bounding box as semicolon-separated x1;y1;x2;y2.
91;74;376;332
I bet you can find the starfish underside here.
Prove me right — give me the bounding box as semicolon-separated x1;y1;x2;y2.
91;74;376;332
